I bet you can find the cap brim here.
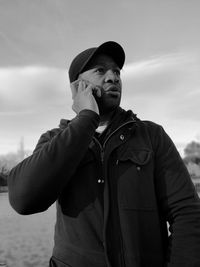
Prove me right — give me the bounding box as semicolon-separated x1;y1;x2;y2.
79;41;125;74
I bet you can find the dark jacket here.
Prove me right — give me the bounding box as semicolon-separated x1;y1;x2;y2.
8;108;200;267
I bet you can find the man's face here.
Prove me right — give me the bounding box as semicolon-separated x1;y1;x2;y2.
78;54;122;115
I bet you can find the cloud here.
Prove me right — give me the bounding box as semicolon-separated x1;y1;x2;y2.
122;52;192;77
122;50;200;95
120;51;200;122
0;53;199;155
0;66;71;113
0;65;76;154
0;50;199;122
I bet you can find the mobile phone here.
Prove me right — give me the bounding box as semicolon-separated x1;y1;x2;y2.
84;80;102;98
72;79;102;98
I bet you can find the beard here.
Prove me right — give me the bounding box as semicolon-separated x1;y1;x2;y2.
94;90;121;116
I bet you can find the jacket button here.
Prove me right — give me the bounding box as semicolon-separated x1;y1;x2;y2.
120;134;124;140
98;179;104;183
136;166;141;171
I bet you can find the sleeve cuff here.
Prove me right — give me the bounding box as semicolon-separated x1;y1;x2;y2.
78;109;100;129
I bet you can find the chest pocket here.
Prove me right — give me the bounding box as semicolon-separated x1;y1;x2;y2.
119;149;151;165
117;148;157;210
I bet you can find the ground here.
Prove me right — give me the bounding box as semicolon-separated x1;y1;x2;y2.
0;193;56;267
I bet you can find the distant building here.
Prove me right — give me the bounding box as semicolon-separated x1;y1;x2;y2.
18;137;25;161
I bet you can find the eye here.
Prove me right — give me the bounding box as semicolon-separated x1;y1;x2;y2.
114;69;121;76
95;67;105;74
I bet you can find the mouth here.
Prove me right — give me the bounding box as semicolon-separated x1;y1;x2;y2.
105;85;121;97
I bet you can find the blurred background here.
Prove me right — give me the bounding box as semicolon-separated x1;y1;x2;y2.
0;0;200;266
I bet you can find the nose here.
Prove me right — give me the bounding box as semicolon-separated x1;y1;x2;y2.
104;70;119;84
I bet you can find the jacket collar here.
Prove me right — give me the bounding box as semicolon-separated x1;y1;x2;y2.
95;107;139;143
58;107;139;131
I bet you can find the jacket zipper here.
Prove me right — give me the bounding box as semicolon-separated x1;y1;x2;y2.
93;119;136;267
94;120;135;162
103;120;135;149
94;120;135;150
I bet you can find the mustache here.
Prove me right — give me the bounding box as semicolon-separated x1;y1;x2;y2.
104;84;121;91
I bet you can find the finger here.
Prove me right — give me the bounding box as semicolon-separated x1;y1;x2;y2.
84;83;93;95
83;80;90;87
93;86;102;97
77;80;85;92
70;81;78;100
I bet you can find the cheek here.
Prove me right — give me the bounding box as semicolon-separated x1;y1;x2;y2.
84;77;103;88
92;78;104;87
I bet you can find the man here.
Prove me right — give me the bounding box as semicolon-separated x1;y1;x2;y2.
8;41;200;267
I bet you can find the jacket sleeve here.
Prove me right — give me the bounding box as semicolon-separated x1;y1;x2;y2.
153;124;200;266
8;110;100;215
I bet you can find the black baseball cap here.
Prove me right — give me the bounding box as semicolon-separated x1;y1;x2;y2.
68;41;125;83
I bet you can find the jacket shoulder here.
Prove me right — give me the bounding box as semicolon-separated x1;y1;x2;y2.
133;119;171;151
39;118;69;142
136;120;164;132
33;121;67;153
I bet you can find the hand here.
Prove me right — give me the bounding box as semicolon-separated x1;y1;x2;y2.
70;80;100;115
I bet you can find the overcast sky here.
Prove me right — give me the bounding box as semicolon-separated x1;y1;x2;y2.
0;0;200;156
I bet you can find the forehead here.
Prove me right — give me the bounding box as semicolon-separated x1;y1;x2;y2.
86;53;119;69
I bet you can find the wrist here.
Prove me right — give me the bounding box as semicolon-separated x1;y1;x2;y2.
78;110;100;128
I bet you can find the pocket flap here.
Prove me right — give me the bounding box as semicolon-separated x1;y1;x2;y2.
120;149;152;165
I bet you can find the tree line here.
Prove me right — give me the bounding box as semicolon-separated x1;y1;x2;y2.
1;141;200;188
0;148;31;188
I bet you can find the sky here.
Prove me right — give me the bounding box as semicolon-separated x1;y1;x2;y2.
0;0;200;156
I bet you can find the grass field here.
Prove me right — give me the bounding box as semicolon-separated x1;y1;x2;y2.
0;193;56;267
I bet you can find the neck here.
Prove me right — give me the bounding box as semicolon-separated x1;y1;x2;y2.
99;108;116;126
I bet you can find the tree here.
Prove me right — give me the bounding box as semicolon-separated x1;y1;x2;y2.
0;166;8;186
183;141;200;165
183;141;200;178
0;153;19;171
187;162;200;179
